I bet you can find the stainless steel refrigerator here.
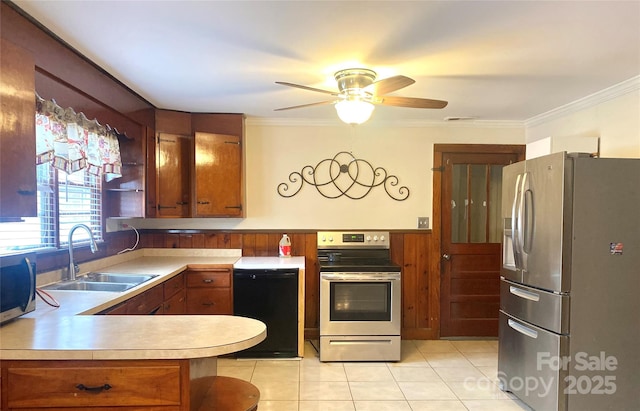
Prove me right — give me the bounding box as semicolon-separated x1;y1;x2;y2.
498;152;639;411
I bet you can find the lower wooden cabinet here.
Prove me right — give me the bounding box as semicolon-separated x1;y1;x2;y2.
163;272;187;314
2;359;189;410
185;266;233;315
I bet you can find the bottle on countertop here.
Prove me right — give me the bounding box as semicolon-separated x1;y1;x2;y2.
279;234;291;257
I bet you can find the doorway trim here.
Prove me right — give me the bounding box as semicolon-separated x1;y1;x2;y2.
431;144;525;338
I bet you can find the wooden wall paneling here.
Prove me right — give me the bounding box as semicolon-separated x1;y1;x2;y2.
191;113;244;136
303;233;319;337
155;109;192;135
191;233;205;248
227;233;243;249
145;127;157;217
0;39;37;218
241;233;256;256
401;232;438;339
178;234;194;248
165;234;180;248
1;3;153;125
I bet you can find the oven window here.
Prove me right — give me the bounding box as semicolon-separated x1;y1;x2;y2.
330;282;391;321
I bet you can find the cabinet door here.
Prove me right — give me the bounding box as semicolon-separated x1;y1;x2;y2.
193;132;243;217
163;289;186;314
0;40;36;218
156;133;191;217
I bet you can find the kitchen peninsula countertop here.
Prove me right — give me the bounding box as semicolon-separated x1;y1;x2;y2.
0;249;308;361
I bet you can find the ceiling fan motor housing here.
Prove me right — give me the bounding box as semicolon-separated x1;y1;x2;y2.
334;68;376;99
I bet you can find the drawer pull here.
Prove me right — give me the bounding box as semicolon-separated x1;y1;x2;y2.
203;301;215;306
203;279;214;283
508;319;538;339
76;383;112;393
509;286;540;301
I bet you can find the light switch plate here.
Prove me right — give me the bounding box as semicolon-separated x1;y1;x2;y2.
417;217;429;229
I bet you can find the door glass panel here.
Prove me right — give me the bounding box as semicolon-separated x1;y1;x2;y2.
470;165;487;243
451;164;468;243
489;165;503;243
451;162;505;244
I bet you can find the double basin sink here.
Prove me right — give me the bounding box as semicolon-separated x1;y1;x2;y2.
44;272;158;292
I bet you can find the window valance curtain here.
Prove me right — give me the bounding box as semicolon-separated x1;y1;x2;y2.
35;95;122;182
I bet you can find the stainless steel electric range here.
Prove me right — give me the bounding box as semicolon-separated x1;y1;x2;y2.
318;231;401;362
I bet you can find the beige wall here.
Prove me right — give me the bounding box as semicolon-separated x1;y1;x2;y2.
109;77;639;232
526;78;640;158
112;121;523;231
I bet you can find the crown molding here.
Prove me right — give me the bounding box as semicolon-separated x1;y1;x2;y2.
245;117;523;129
525;75;640;128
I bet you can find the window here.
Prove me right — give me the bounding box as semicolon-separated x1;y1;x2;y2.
0;96;121;256
0;163;103;255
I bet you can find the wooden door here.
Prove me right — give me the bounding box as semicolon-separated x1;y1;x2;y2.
435;145;525;337
156;133;191;217
193;132;243;217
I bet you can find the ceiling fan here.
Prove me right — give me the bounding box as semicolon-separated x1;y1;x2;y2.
275;68;448;124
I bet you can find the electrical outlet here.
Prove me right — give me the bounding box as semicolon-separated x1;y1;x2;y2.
417;217;429;229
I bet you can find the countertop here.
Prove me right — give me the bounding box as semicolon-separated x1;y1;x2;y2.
0;249;305;361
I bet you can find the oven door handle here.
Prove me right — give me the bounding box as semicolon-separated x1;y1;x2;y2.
321;273;400;281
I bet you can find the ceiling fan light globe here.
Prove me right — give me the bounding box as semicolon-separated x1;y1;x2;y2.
335;100;375;125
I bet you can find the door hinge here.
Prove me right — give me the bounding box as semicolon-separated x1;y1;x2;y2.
431;166;445;172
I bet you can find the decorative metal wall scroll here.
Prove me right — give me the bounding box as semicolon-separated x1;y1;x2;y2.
277;151;410;201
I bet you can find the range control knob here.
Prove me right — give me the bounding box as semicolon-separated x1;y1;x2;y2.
366;235;372;242
380;235;386;241
328;236;334;242
373;235;379;241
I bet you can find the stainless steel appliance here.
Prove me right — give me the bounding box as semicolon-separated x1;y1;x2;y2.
318;231;401;362
1;252;36;325
499;152;640;411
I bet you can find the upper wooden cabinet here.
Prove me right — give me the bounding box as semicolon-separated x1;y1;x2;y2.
194;132;243;217
0;40;36;219
151;110;245;218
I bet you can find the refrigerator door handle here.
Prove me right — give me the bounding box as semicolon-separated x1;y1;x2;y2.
509;285;540;301
508;318;538;339
511;173;523;269
516;172;529;271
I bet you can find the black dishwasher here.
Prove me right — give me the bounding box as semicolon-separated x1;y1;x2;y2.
233;268;298;358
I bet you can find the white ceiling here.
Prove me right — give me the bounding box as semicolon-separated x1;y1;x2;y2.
13;0;640;124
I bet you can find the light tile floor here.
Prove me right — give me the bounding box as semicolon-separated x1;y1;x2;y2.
217;339;533;411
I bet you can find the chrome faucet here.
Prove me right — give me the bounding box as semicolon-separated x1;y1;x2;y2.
68;224;98;281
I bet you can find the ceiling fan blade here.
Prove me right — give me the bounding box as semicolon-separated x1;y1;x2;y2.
275;81;339;96
365;75;415;96
377;96;448;109
274;100;337;111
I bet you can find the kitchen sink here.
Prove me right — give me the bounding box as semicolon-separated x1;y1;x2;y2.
48;281;134;292
83;272;158;284
43;273;158;292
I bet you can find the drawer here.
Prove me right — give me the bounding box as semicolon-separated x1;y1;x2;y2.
164;272;186;298
500;278;569;334
498;311;568;411
186;288;232;314
6;363;182;408
186;270;231;288
127;284;164;315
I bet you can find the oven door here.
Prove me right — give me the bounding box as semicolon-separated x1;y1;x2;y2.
320;272;400;336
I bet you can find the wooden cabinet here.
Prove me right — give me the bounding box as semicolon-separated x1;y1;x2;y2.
193;133;243;217
2;359;188;410
0;39;36;219
125;283;164;315
163;272;186;314
185;266;233;315
150;110;244;218
156;132;191;217
102;273;186;315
